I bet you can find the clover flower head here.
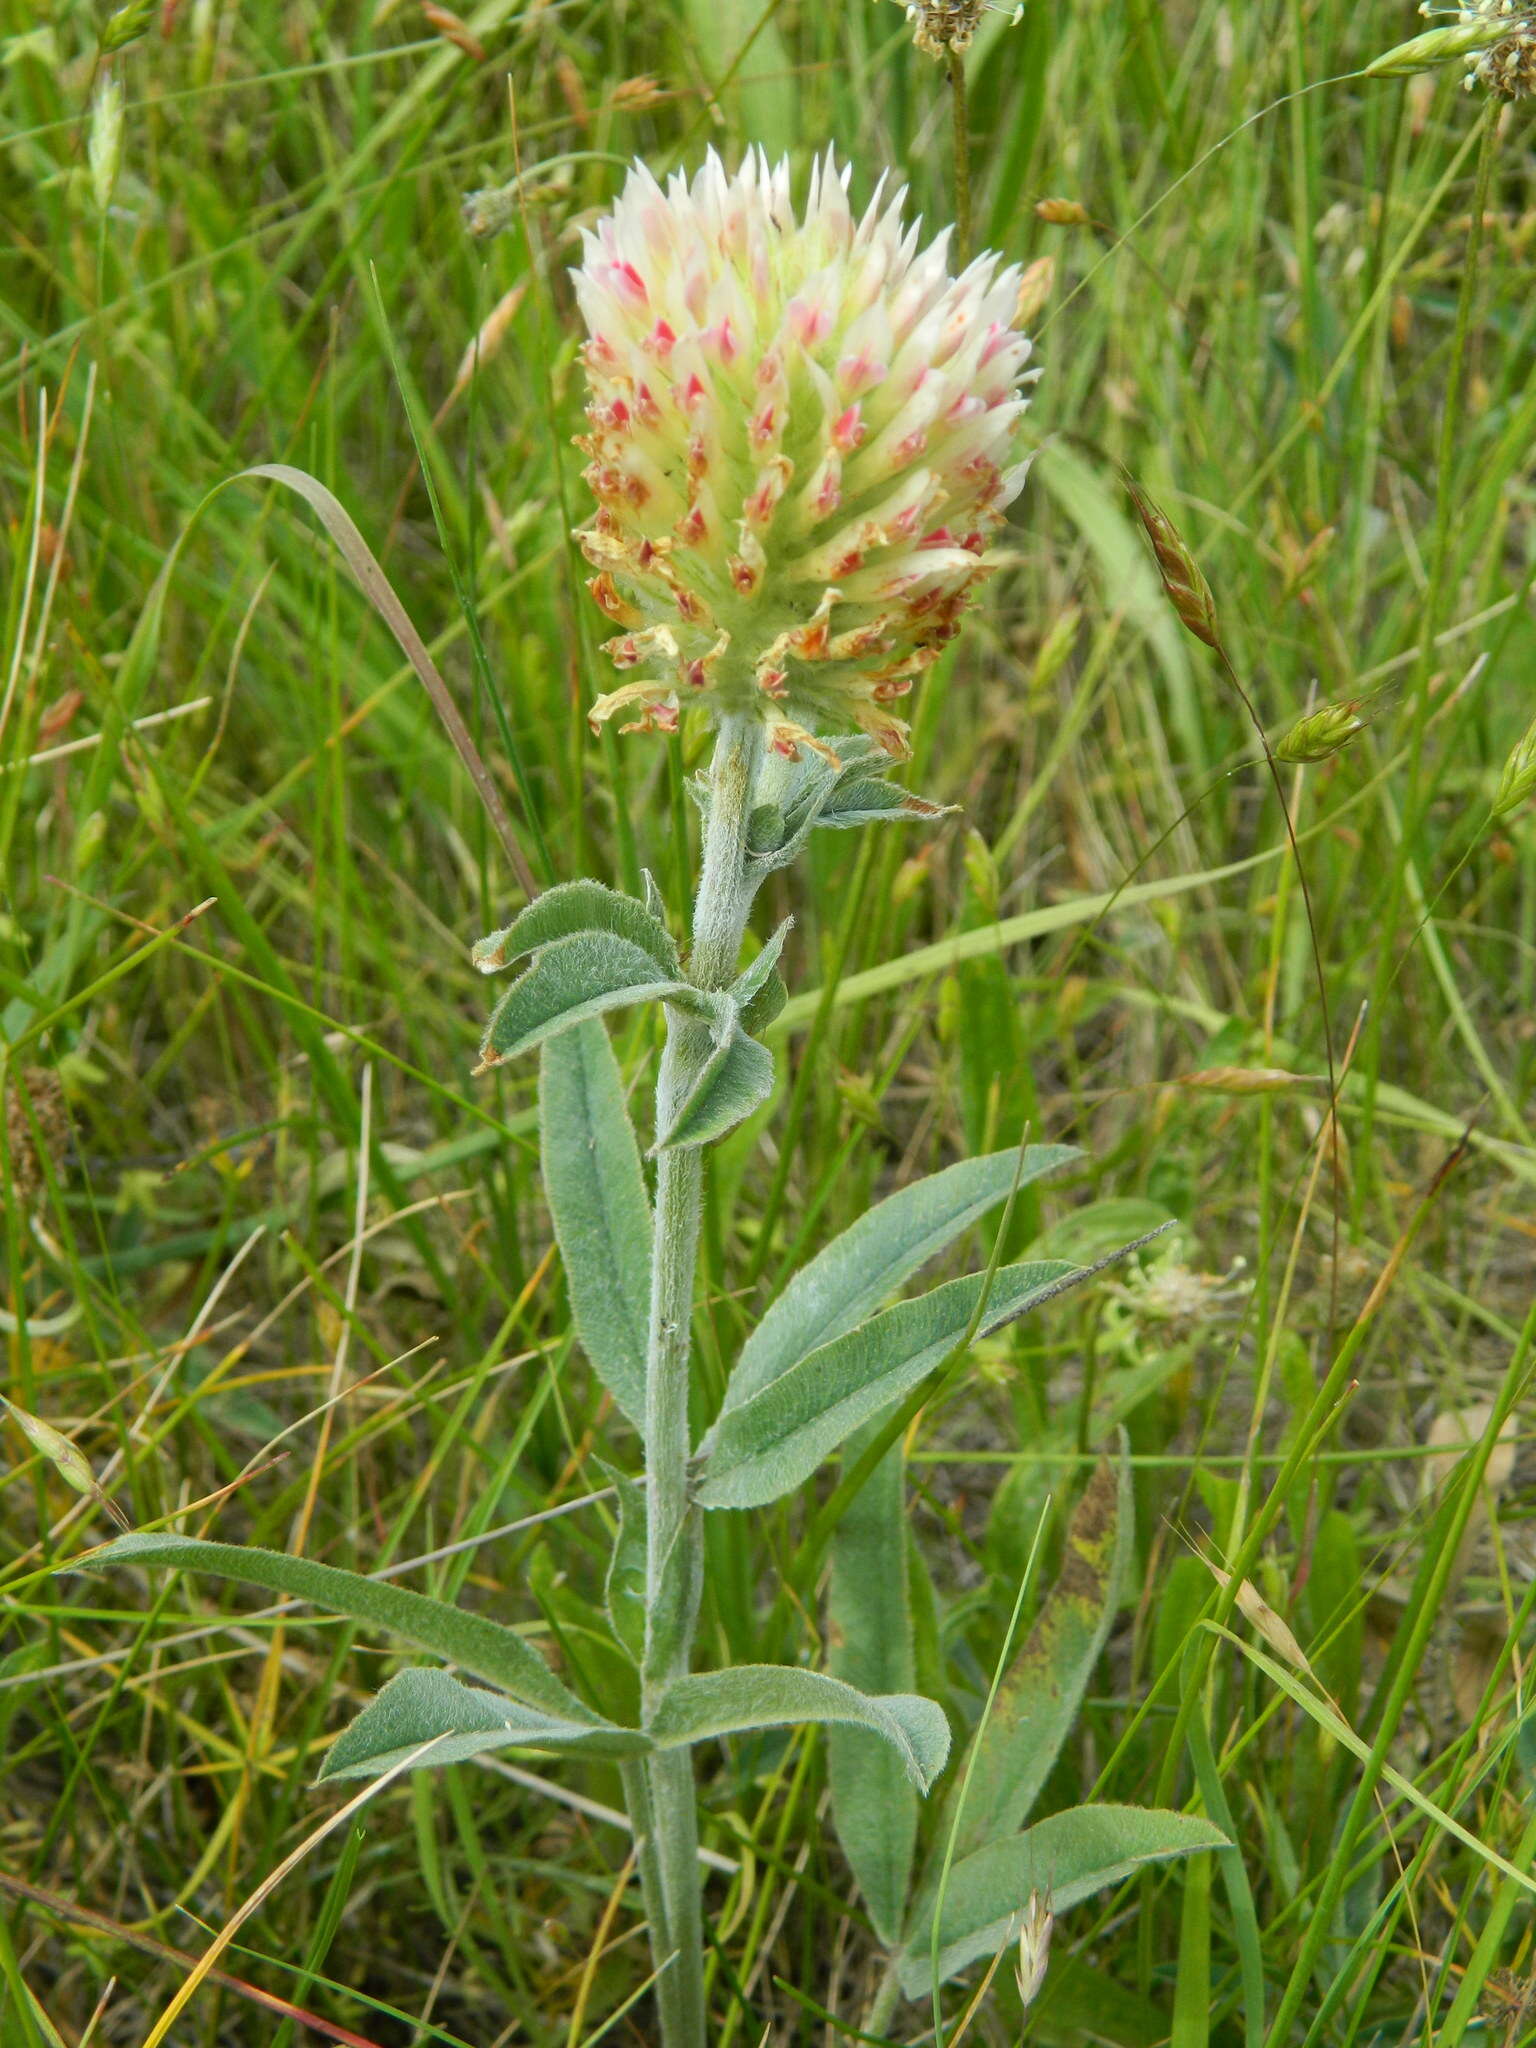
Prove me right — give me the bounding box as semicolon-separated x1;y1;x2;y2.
572;150;1035;759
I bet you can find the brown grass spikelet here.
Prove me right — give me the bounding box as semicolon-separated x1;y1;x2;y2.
1123;476;1221;648
1035;196;1091;225
609;74;668;111
421;2;488;60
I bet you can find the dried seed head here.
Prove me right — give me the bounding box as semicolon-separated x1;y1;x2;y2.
572;151;1036;758
609;74;667;111
4;1067;67;1200
421;2;488;60
1035;196;1091;226
890;0;1021;58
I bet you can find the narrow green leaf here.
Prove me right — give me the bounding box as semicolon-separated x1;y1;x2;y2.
729;1147;1082;1411
656;1028;775;1152
318;1667;649;1781
479;932;716;1069
697;1259;1083;1511
897;1805;1227;1996
1171;1847;1213;2048
680;0;795;153
472;880;678;977
88;1534;597;1722
540;1022;652;1427
828;1428;919;1945
937;1451;1131;1863
649;1666;950;1792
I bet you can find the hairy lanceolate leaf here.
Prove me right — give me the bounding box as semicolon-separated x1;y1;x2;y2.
318;1667;649;1781
898;1805;1228;1996
828;1427;919;1945
728;1146;1083;1411
649;1666;950;1792
472;879;678;978
540;1023;652;1427
698;1259;1083;1511
728;918;791;1014
817;778;956;829
739;968;788;1036
655;1028;775;1151
937;1451;1132;1865
89;1535;596;1723
478;932;717;1070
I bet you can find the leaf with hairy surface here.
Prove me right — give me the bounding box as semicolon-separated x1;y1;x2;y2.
728;1147;1081;1411
697;1259;1084;1511
540;1022;652;1427
649;1665;950;1793
318;1668;648;1781
89;1535;595;1723
899;1805;1227;1995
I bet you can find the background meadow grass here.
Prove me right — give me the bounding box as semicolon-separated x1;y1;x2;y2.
4;0;1536;2042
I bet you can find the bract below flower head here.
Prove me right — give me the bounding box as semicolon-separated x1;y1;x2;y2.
572;149;1035;759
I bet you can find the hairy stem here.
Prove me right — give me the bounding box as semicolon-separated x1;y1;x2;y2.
865;1959;903;2037
636;715;763;2048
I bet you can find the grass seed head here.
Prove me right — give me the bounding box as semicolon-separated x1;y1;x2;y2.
101;0;154;52
1372;4;1536;93
1494;714;1536;819
88;77;126;215
572;150;1035;758
1275;697;1368;764
1124;478;1221;649
1015;1891;1053;2008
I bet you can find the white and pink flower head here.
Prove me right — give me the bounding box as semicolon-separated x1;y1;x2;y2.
572;149;1035;760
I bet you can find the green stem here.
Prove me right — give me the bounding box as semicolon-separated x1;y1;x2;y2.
1355;105;1499;1216
637;715;763;2048
948;47;972;269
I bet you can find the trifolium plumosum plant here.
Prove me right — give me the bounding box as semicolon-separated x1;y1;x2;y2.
93;151;1223;2045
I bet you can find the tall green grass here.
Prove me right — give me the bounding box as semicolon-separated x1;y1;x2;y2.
3;0;1535;2041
